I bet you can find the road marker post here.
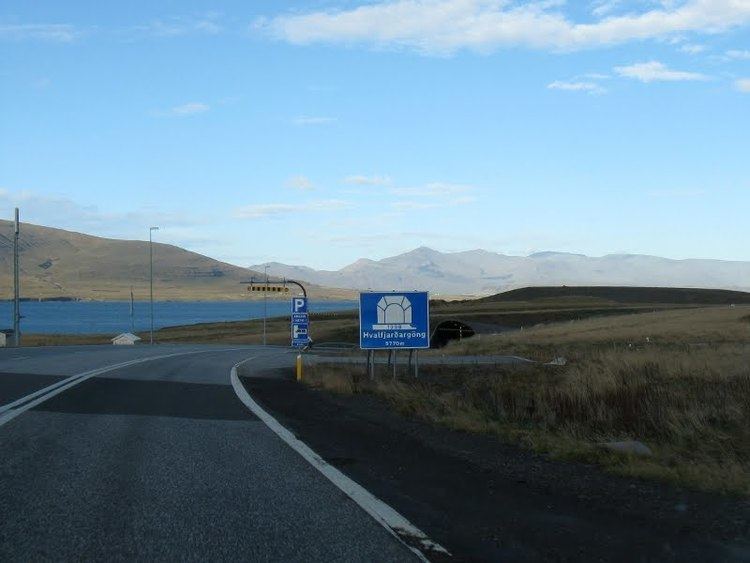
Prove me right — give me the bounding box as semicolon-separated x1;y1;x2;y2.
296;353;303;382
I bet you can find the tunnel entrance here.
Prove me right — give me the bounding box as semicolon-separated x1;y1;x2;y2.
431;320;476;348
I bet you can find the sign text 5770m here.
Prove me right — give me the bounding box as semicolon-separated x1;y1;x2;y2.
359;291;430;350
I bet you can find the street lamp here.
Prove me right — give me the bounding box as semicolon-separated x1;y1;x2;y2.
149;226;159;345
263;264;269;346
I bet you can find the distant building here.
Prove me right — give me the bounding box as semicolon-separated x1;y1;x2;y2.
111;333;141;346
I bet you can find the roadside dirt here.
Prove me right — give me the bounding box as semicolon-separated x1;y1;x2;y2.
240;369;750;562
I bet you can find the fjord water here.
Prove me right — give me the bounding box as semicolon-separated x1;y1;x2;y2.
0;300;357;335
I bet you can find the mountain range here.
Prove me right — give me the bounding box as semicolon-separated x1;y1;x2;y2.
0;220;353;301
253;247;750;296
4;219;748;300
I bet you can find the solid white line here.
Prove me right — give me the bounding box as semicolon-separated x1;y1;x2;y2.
0;359;143;416
0;348;249;428
230;359;450;562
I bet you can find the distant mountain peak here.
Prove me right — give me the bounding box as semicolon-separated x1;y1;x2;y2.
529;251;586;259
254;246;750;296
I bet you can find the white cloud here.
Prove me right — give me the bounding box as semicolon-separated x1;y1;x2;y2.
726;49;750;60
582;72;610;80
389;182;476;210
134;14;222;37
679;43;706;54
234;199;352;219
286;175;314;190
547;80;606;94
292;116;337;125
736;78;750;93
258;0;750;54
614;61;708;82
0;187;206;243
591;0;623;18
344;174;392;185
164;102;211;116
0;23;79;42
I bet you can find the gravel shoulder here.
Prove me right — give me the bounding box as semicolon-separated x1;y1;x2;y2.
240;368;750;562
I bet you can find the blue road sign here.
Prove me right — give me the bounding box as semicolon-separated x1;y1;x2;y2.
359;291;430;350
291;297;310;347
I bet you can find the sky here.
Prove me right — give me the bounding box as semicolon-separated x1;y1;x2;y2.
1;0;749;270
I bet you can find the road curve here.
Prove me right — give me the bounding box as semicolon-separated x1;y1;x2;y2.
0;345;416;561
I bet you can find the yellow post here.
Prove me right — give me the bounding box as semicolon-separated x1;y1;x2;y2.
296;354;303;382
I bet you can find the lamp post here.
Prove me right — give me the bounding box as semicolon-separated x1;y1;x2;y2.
149;226;159;345
12;208;20;347
263;264;269;346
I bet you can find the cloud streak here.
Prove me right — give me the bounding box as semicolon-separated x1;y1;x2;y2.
615;61;708;82
0;23;80;42
344;174;392;186
0;188;207;244
234;199;352;219
132;14;222;37
286;175;315;190
548;80;606;94
389;182;477;210
258;0;750;54
156;102;211;117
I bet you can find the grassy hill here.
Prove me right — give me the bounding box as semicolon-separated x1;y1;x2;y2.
0;220;354;301
478;285;750;305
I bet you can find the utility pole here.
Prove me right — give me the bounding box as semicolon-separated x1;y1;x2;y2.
149;226;159;345
12;208;20;347
130;286;135;334
263;264;269;346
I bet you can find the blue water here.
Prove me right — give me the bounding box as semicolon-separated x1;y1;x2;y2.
0;300;358;335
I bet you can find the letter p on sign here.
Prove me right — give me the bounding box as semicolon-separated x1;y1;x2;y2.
292;298;308;314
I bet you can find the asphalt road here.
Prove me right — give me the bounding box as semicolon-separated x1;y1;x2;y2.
0;345;416;561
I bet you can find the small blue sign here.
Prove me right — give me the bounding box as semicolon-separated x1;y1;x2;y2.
359;291;430;350
291;297;310;347
291;321;309;347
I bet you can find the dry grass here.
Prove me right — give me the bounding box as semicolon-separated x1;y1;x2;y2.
305;306;750;496
439;305;750;360
20;334;111;346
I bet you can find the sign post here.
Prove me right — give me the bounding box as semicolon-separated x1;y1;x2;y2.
359;291;430;377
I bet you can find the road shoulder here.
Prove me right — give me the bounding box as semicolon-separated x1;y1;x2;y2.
239;369;750;562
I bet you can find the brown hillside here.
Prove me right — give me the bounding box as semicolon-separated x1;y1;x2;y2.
0;220;354;301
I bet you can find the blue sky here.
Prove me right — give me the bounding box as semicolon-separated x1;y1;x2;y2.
1;1;749;269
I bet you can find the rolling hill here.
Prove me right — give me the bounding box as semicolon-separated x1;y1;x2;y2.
255;247;750;296
0;220;354;301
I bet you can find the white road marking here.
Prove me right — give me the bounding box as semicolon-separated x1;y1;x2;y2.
0;348;249;428
230;359;450;562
